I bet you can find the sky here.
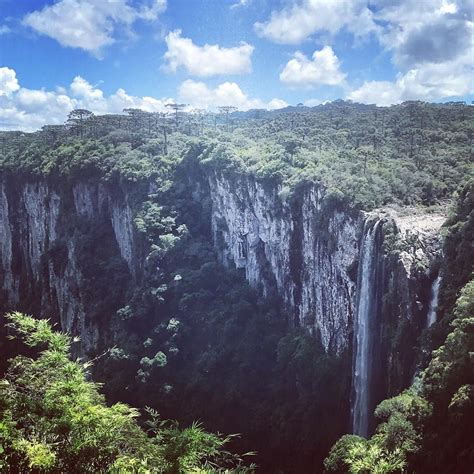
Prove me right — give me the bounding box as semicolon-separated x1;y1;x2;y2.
0;0;473;131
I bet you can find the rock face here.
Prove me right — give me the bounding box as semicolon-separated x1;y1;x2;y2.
206;171;445;431
208;172;362;353
208;173;445;353
0;179;137;354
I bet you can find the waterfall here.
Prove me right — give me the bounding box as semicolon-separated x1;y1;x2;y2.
351;219;381;438
427;275;441;327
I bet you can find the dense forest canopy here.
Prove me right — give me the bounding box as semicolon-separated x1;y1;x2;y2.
1;101;472;208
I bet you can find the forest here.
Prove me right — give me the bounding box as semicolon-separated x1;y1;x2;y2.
0;101;473;473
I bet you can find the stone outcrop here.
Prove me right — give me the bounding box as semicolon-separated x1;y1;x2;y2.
208;172;362;353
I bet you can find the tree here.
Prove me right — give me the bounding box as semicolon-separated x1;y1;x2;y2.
123;108;149;146
66;109;94;137
40;125;65;145
0;312;254;473
218;106;238;131
166;103;187;128
193;109;207;135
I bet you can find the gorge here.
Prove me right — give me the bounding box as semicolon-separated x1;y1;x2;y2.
0;101;472;472
0;167;445;439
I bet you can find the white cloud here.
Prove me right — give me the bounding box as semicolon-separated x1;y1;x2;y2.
0;67;20;96
255;0;472;105
254;0;378;44
231;0;251;9
280;46;346;87
0;68;172;131
23;0;166;56
345;0;474;105
0;69;286;131
347;53;473;105
304;98;328;107
0;25;11;35
164;30;254;76
267;98;289;110
70;76;104;101
374;0;473;68
178;79;287;110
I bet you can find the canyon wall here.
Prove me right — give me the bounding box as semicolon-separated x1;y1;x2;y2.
0;178;137;354
206;171;445;431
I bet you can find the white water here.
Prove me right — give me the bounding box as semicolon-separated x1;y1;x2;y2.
352;220;380;438
427;275;441;327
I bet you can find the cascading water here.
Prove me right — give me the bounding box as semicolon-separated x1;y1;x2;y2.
427;275;441;327
351;219;381;438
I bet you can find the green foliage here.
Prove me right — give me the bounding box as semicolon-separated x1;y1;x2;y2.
1;101;472;210
324;434;366;473
438;181;474;320
192;102;473;209
0;312;253;473
324;434;407;474
116;305;133;321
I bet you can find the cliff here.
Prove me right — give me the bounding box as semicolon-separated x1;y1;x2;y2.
208;172;362;354
0;178;137;354
208;171;444;348
205;171;445;432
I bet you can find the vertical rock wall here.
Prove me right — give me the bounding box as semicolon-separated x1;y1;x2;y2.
0;169;445;415
0;179;137;353
206;171;445;415
208;172;362;353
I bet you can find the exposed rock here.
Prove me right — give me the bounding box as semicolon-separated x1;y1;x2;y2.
0;171;446;413
209;172;362;353
207;171;446;415
0;184;18;303
0;179;136;354
111;202;135;273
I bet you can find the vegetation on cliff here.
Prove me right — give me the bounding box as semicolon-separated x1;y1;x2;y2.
325;278;474;473
1;101;472;209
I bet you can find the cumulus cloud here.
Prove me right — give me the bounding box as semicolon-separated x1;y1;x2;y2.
178;79;287;110
0;67;173;131
347;52;473;105
23;0;166;56
0;67;20;96
70;76;104;101
267;98;289;110
346;0;474;105
280;46;346;87
255;0;471;103
164;30;254;76
304;98;328;107
254;0;378;44
395;16;472;66
0;68;285;131
374;0;474;68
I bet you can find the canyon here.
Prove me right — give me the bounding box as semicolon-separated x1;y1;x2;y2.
0;167;446;435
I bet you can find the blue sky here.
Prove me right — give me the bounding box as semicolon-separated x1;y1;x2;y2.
0;0;472;130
